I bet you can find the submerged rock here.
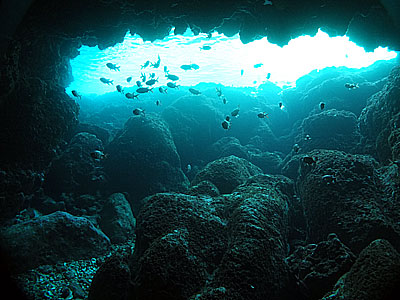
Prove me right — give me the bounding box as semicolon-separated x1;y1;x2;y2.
322;239;400;300
0;211;110;273
297;149;400;253
104;116;189;211
192;155;262;194
44;132;107;196
128;174;301;299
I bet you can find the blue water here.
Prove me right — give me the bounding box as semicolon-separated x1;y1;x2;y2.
67;28;397;96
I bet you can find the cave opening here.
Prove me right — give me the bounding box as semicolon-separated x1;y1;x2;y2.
67;27;398;98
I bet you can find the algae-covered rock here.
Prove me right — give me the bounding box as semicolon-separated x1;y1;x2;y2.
192;155;262;194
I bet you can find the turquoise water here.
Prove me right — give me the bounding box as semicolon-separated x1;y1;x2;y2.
67;28;397;96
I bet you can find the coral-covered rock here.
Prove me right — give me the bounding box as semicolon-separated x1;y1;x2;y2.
208;137;250;161
359;66;400;162
286;233;356;300
322;239;400;300
129;174;301;299
99;193;135;244
295;109;360;153
248;150;282;174
297;149;400;253
188;180;220;197
0;211;110;273
104;116;189;211
44;132;107;196
192;155;262;194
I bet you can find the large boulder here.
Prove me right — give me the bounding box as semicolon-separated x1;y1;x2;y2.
322;239;400;300
192;155;262;194
99;193;135;244
128;174;301;300
44;132;107;196
297;149;400;253
0;211;111;273
104;116;189;211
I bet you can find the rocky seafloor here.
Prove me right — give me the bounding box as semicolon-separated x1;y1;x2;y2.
1;58;400;300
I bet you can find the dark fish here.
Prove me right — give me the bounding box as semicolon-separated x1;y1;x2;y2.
222;119;230;130
133;108;145;116
257;112;268;118
200;45;212;50
293;144;300;153
164;66;169;74
320;102;325;110
127;76;132;83
146;78;158;86
166;74;179;81
100;77;113;85
279;102;284;109
156;100;161;106
304;134;311;141
345;83;359;89
190;63;199;70
266;73;271;79
141;72;146;82
150;73;156;78
180;64;192;71
303;155;317;165
71;90;81;99
106;63;120;71
254;63;263;68
167;82;179;89
222;97;227;104
136;81;142;87
136;87;153;93
116;85;124;94
125;92;139;99
90;150;107;160
241;69;244;76
151;55;161;68
189;88;201;95
231;106;240;117
216;87;223;97
159;86;168;94
141;61;150;69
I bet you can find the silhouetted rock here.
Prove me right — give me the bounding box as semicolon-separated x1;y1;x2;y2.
104;116;189;211
75;122;111;145
192;155;262;194
322;239;400;300
297;149;400;253
248;150;282;174
188;180;220;197
0;211;110;273
208;137;249;161
286;233;356;300
44;132;107;196
99;193;135;244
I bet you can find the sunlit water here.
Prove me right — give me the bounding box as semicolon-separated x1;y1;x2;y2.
67;28;397;96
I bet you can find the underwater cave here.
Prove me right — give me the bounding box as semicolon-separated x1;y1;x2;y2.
1;0;400;299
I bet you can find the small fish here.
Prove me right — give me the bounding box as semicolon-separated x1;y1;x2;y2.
106;63;120;71
141;72;146;82
257;112;269;119
159;86;168;94
164;66;169;74
141;61;150;69
222;117;231;130
263;0;273;6
186;164;192;172
90;150;107;160
151;55;161;68
200;45;212;50
189;88;201;95
254;63;263;68
71;90;81;99
304;134;312;141
222;97;227;104
136;81;142;87
146;78;158;86
266;73;271;79
150;73;156;79
125;92;139;99
320;102;325;110
156;100;161;106
207;32;212;39
345;83;359;90
166;74;179;81
126;76;132;83
116;85;124;94
133;108;145;117
241;69;244;76
190;63;199;70
180;64;192;71
279;102;284;109
100;77;113;85
293;144;300;153
216;87;223;97
231;105;240;117
167;82;179;89
136;87;153;93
